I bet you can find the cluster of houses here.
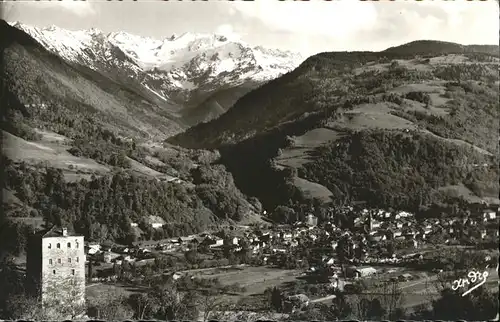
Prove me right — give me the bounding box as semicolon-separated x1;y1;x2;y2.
354;206;498;247
85;243;155;265
84;204;498;288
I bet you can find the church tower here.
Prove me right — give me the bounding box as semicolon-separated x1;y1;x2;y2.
26;226;86;313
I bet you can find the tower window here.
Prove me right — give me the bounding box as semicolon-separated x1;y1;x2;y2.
67;242;71;248
76;242;79;248
53;270;56;274
76;257;79;263
57;258;61;264
71;269;75;275
56;243;61;249
49;259;53;265
68;258;72;263
48;243;52;249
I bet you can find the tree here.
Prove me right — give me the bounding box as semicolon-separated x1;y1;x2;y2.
379;280;405;319
128;293;154;319
265;287;284;312
87;291;134;320
143;283;199;321
272;206;297;224
4;295;43;319
236;238;251;264
197;290;225;322
367;298;386;320
184;250;199;265
431;287;498;320
331;291;352;319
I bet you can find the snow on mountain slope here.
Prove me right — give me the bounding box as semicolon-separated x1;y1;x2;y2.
12;22;304;109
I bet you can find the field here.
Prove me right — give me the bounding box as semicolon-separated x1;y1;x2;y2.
3;129;187;183
438;185;500;204
191;266;302;296
84;265;303;308
3;130;110;182
86;282;142;300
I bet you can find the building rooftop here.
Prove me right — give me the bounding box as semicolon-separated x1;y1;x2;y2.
40;226;81;238
146;215;166;225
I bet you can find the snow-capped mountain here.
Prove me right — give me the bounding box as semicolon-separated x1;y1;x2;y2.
11;22;304;112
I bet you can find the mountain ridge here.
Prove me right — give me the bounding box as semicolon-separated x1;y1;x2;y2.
10;21;304;128
168;40;499;149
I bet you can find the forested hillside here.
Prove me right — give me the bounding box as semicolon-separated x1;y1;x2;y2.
0;20;262;255
169;41;500;219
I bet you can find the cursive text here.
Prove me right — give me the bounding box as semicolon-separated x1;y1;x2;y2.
451;270;489;297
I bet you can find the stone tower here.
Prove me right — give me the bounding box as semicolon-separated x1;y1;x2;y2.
26;226;86;312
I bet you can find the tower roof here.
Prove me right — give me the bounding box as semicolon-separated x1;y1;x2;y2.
40;226;80;238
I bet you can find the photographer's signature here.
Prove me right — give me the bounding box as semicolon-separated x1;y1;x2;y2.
451;270;489;297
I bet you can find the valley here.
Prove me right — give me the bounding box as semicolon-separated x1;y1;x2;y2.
1;15;499;322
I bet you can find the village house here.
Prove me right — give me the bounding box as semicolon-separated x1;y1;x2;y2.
346;266;377;279
146;215;166;229
208;237;224;248
116;254;133;262
483;209;497;221
322;256;335;266
101;251;120;263
393;230;403;239
371;220;381;229
282;232;293;240
85;243;101;255
403;229;417;240
398;211;413;218
306;214;318;227
416;231;426;240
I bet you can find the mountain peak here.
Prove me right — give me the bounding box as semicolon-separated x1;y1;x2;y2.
9;22;303;113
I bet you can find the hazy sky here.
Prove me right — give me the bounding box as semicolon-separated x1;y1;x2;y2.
3;0;499;56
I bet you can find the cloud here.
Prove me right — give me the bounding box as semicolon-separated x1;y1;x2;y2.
54;1;95;17
216;24;234;35
5;0;96;17
230;0;498;54
232;0;378;40
215;23;243;40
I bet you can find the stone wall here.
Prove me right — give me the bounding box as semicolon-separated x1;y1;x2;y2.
40;236;86;307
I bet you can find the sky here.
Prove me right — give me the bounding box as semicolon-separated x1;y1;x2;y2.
3;0;499;57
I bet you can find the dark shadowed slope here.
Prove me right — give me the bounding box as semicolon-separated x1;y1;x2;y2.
1;19;185;140
181;81;260;126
